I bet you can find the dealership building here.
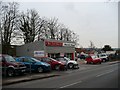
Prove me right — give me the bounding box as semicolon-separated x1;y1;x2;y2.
16;39;76;60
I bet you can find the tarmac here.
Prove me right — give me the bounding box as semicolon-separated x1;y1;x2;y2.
1;60;119;86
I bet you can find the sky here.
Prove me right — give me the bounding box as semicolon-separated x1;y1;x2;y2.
4;0;119;48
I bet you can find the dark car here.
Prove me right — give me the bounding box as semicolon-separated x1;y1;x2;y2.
16;56;51;73
35;57;67;71
0;54;26;77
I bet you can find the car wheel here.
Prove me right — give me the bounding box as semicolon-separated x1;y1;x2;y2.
37;67;43;73
7;68;15;77
68;63;74;69
55;65;60;70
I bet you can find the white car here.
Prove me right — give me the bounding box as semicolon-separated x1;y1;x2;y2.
98;53;109;62
55;57;79;69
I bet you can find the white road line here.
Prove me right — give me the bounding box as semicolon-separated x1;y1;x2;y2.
96;69;116;77
59;81;82;88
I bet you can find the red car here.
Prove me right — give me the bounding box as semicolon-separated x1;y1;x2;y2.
0;54;26;77
35;57;67;71
85;55;102;64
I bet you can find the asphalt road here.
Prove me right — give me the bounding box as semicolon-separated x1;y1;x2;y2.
3;62;119;89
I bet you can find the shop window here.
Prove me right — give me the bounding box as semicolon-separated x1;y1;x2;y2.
48;53;60;59
65;53;72;60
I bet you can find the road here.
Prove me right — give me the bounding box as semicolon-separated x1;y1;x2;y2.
3;62;119;89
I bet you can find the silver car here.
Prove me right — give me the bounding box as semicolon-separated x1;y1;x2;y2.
55;57;79;69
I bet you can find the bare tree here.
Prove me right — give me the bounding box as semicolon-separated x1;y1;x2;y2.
18;9;46;44
36;17;50;40
0;2;19;53
56;24;66;40
89;41;95;50
47;17;60;39
71;32;79;47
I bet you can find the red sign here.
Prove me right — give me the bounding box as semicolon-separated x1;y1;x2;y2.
45;41;63;47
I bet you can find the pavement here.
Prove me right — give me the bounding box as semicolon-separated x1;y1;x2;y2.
1;60;119;86
2;72;60;86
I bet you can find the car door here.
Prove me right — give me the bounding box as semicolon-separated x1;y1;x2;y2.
0;56;7;75
19;57;33;71
0;56;5;75
28;58;38;71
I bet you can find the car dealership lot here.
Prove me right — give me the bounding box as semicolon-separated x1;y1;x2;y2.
2;61;119;88
2;60;119;87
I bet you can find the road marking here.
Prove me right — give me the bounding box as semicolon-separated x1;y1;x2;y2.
59;81;82;88
96;69;116;77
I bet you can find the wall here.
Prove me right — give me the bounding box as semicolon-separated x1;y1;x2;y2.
16;41;44;57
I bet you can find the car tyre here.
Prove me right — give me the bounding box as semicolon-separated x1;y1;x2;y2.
7;68;15;77
68;63;74;69
37;67;43;73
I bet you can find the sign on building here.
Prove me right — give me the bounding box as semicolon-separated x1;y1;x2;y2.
63;43;75;47
34;51;45;57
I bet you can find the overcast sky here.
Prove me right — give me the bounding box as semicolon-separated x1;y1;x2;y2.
5;0;119;48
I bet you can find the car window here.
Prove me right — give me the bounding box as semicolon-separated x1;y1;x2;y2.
101;54;106;57
5;56;16;62
20;58;29;62
91;56;98;59
57;58;64;61
43;58;50;62
31;58;39;62
49;58;57;61
37;58;49;62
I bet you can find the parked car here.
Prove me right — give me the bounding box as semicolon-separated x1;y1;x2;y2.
0;54;26;77
16;56;51;73
55;57;79;69
85;55;102;64
97;53;109;62
35;57;67;71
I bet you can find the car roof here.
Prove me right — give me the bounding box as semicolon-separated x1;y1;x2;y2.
18;56;33;58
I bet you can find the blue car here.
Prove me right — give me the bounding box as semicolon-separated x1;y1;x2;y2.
16;56;51;73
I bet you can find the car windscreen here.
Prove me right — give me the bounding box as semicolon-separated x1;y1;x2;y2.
42;58;50;61
57;58;65;61
49;58;57;61
91;56;98;59
64;57;70;61
31;58;41;62
5;56;16;62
